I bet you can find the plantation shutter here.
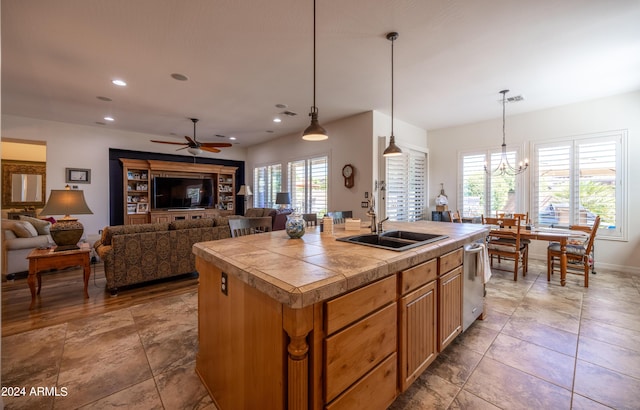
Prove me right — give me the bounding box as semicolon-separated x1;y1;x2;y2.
386;149;426;222
460;153;487;217
288;156;328;215
253;164;282;208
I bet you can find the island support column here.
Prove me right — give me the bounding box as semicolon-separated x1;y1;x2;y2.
283;305;314;410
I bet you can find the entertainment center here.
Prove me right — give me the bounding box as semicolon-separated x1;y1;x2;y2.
120;158;237;225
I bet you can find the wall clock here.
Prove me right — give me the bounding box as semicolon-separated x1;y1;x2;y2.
342;164;354;188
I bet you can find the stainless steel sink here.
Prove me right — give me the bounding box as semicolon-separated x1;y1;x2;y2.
380;230;447;242
336;230;448;251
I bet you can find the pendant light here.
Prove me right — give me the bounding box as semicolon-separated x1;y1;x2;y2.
302;0;328;141
383;32;402;157
484;89;529;175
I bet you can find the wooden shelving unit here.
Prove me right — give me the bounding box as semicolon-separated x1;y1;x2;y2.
120;159;237;225
121;159;151;225
217;173;235;212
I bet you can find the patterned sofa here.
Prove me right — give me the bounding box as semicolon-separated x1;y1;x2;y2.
94;217;230;295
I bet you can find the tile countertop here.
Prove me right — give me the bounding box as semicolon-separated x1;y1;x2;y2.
193;220;488;309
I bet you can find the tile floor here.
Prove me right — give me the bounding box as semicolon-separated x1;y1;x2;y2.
2;261;639;409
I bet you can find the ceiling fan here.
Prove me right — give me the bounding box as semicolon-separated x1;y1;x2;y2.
150;118;233;155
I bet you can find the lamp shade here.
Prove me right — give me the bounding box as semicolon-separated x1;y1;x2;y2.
383;135;403;157
237;185;252;196
40;189;93;217
40;189;93;251
275;192;291;205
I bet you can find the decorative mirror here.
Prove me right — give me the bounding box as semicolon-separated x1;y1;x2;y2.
1;160;47;208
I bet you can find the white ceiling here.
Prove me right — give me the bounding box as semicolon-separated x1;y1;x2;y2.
3;0;640;148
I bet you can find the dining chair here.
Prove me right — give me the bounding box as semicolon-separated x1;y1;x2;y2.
496;211;529;224
341;211;353;219
484;216;528;281
547;215;600;287
327;211;344;224
229;217;272;238
447;210;461;223
302;213;317;227
512;212;529;224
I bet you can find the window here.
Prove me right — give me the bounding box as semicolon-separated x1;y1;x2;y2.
534;131;624;238
459;148;524;218
253;164;282;208
385;149;427;221
288;156;328;215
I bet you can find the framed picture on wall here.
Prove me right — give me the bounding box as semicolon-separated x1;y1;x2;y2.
66;168;91;184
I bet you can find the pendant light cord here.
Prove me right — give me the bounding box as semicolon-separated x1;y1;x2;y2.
391;35;394;137
312;0;317;109
502;90;507;147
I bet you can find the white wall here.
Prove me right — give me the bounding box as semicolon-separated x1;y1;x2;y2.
1;114;247;236
428;91;640;271
373;111;429;219
247;112;374;220
246;110;429;221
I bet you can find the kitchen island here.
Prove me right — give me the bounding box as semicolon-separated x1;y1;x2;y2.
193;221;487;410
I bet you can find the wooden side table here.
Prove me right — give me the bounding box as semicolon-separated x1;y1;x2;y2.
26;244;91;309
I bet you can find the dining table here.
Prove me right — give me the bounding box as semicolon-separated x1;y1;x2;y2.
487;225;589;286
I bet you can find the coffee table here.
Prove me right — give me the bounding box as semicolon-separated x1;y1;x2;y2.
26;243;91;309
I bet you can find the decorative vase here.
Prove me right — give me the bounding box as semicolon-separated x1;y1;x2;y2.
285;212;305;239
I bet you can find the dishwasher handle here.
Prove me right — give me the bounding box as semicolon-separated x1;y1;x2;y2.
464;243;484;254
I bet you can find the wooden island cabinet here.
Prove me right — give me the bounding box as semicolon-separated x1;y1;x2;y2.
194;221;486;410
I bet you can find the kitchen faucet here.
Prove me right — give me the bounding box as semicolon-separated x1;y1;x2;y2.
367;197;377;233
377;217;389;234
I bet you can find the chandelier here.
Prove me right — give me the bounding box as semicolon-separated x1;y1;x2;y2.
485;89;528;176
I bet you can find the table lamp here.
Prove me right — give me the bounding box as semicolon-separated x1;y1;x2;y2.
236;185;253;213
40;187;93;251
275;192;291;210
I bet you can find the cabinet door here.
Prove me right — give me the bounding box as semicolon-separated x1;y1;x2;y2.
399;280;437;392
438;266;462;351
127;214;149;225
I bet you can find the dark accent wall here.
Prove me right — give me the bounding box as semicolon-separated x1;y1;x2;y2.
109;148;244;226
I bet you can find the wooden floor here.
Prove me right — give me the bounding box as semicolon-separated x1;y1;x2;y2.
1;264;199;337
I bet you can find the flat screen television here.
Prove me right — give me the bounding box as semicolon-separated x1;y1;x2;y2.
152;177;214;209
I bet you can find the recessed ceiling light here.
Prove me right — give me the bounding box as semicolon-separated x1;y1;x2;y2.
112;79;127;87
97;96;112;102
104;116;115;122
229;137;237;140
273;118;282;123
171;73;189;81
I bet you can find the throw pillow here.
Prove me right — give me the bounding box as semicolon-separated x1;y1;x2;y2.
19;215;51;235
41;216;56;224
6;220;38;238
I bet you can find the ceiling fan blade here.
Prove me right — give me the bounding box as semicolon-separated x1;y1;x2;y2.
184;136;197;145
150;140;188;146
200;142;233;148
176;146;188;151
201;146;221;153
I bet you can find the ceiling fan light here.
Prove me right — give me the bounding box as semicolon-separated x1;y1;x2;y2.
383;135;403;157
302;110;328;141
188;147;202;156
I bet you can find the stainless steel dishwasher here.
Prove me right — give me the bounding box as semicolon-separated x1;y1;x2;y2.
463;241;485;331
